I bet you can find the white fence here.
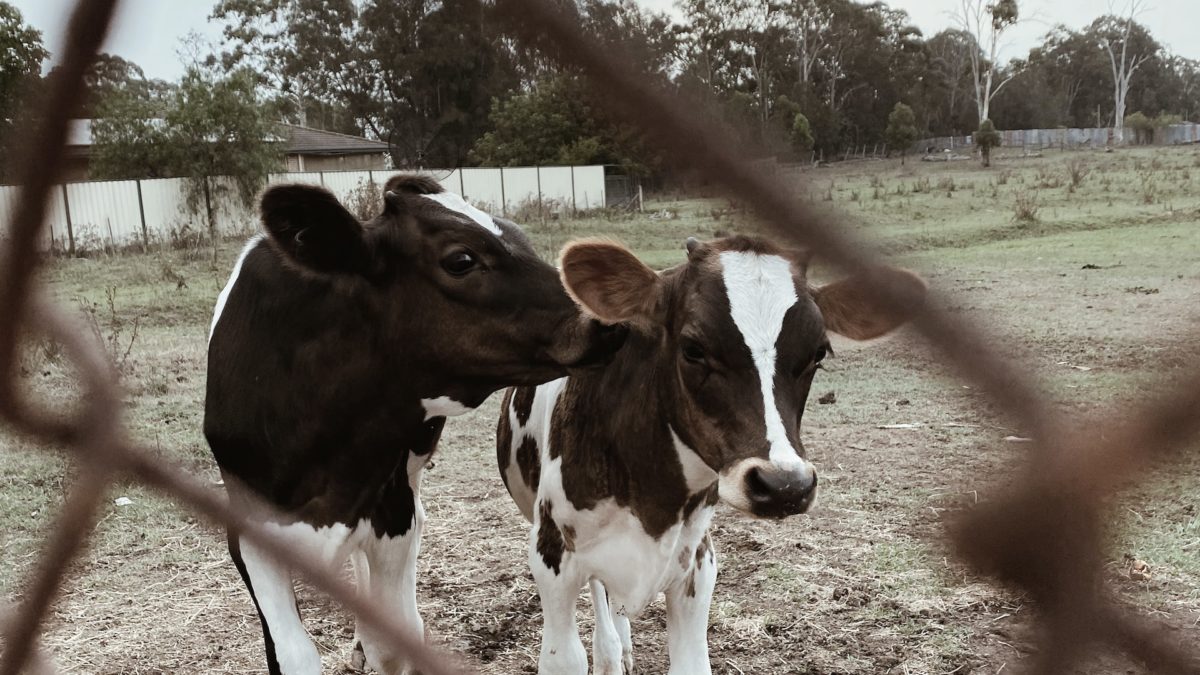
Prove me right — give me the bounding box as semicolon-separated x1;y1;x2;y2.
0;165;608;253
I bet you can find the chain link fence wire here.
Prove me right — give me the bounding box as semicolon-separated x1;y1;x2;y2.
2;0;1200;673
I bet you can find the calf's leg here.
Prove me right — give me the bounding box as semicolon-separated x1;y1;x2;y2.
530;502;587;675
588;580;625;675
229;531;322;675
664;536;717;675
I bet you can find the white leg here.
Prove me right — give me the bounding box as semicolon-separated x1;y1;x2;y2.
530;516;586;675
360;472;427;675
349;550;370;671
612;612;633;673
239;536;322;675
664;539;717;675
588;580;623;675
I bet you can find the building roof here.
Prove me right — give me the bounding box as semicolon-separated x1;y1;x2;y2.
275;123;390;156
66;120;389;157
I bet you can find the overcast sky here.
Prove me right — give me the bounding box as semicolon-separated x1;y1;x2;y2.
11;0;1199;82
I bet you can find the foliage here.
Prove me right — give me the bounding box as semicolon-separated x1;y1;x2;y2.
976;119;1001;167
91;67;282;214
884;103;918;161
1124;111;1154;144
0;2;48;176
791;113;814;154
470;75;656;175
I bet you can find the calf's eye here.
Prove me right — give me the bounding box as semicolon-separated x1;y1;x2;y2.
441;251;477;277
682;340;706;364
814;346;828;363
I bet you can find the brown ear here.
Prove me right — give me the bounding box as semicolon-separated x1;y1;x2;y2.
560;239;661;327
813;267;926;340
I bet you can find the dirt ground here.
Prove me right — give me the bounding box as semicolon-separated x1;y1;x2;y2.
2;146;1200;674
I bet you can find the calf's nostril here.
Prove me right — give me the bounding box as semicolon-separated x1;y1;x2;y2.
744;467;773;502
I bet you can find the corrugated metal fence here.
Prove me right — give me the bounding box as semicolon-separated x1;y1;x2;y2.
913;122;1200;154
0;165;607;254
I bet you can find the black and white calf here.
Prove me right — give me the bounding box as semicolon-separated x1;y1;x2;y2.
204;175;626;675
497;236;926;674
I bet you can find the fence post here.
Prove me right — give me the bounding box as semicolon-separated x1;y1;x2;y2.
319;171;326;187
457;169;464;197
570;166;577;214
499;167;507;218
135;179;148;252
61;184;75;256
536;166;544;225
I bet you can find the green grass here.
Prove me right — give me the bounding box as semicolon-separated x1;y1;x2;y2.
2;145;1199;673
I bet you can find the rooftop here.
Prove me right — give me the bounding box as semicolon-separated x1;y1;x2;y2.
66;120;389;156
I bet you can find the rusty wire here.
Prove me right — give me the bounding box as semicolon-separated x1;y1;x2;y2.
1;0;1199;672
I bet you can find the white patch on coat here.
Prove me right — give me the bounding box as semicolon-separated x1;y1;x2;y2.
209;235;264;341
718;251;808;471
669;427;718;493
421;396;473;420
239;518;372;675
420;192;502;236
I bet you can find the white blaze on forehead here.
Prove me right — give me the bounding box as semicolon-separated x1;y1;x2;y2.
718;250;807;470
419;192;502;236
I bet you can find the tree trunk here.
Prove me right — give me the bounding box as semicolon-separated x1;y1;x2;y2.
981;146;991;167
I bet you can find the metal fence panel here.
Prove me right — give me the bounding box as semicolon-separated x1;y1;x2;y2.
572;165;605;210
62;180;142;249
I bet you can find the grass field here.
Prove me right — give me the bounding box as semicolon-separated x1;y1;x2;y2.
3;145;1200;674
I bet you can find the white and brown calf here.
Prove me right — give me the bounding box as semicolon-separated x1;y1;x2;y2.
205;176;626;675
497;236;926;674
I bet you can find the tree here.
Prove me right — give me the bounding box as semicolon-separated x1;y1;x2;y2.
955;0;1019;124
0;2;48;174
91;67;282;231
884;102;918;163
791;112;814;155
1095;2;1156;144
470;75;656;175
1123;110;1153;144
976;118;1000;167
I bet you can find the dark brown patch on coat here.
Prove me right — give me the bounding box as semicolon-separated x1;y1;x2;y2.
497;388;514;488
696;535;712;565
682;482;719;521
517;436;541;493
678;546;692;569
536;501;566;574
685;569;697;598
512;386;536;427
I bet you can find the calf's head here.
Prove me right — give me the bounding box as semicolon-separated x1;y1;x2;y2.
560;236;925;518
258;175;625;406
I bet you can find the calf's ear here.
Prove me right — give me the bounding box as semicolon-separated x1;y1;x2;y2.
560;239;661;328
261;184;369;275
813;266;926;340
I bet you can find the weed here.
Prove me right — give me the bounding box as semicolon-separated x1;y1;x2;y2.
995;169;1012;186
850;190;860;202
78;286;141;375
1066;158;1091;188
344;178;384;221
869;174;884;188
1012;191;1040;224
1139;171;1159;205
936;176;956;192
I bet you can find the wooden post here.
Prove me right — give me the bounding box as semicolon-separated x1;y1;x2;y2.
135;179;149;252
61;184;75;256
570;166;577;213
499;167;507;217
536;166;544;225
